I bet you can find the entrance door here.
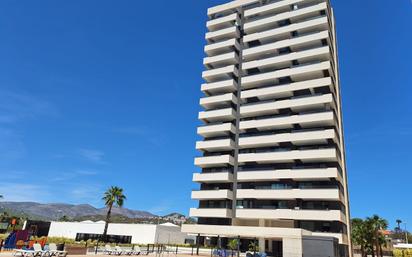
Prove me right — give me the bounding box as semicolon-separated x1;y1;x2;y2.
272;241;283;257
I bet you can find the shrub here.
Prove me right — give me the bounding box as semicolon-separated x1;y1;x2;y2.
394;249;412;257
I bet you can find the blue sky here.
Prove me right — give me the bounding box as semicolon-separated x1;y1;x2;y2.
0;0;411;227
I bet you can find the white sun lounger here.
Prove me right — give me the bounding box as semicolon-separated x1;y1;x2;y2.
105;245;122;255
32;244;49;257
13;249;35;257
132;246;141;255
48;243;67;257
115;246;134;255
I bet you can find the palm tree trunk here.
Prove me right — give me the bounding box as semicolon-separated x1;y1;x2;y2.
102;203;113;242
375;237;380;257
379;244;383;257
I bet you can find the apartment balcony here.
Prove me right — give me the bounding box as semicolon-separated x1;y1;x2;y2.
242;46;330;72
241;77;333;101
193;172;233;183
207;0;258;17
205;38;240;56
243;16;329;45
196;138;235;152
199;107;236;123
244;0;302;19
238;148;339;164
194;154;235;168
241;61;332;89
244;3;328;34
236;188;343;201
240;94;334;118
207;13;240;32
236;208;346;222
243;30;330;62
204;52;239;68
197;122;236;138
200;93;237;110
202;65;239;83
191;189;233;200
201;79;238;94
189;208;232;218
239;111;336;131
237;168;342;183
239;129;337;148
182;224;312;240
206;26;240;43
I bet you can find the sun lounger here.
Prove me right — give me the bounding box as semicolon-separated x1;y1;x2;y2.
116;246;135;255
105;245;122;255
132;246;141;255
14;244;46;257
48;243;67;257
32;243;49;257
13;249;35;257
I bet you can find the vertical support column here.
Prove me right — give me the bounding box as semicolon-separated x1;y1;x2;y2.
196;234;200;255
231;5;245;226
258;219;265;252
258;238;265;253
237;236;240;257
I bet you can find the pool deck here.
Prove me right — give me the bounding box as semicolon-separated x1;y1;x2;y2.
0;253;210;257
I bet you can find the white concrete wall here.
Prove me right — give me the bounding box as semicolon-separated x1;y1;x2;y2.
283;237;303;257
155;224;191;245
48;221;189;245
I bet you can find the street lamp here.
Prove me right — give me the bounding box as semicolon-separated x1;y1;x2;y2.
404;223;409;244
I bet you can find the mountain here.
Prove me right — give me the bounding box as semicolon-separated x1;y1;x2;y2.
0;201;156;221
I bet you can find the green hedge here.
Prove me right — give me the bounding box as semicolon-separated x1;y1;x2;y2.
0;233;7;240
394;249;412;257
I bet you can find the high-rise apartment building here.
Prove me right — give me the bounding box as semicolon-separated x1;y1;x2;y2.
182;0;351;256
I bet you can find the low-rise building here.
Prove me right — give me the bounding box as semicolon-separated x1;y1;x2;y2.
25;220;193;245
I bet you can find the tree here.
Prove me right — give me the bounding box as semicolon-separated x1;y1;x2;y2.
102;186;126;242
366;215;388;257
248;241;258;252
227;239;239;257
59;215;71;222
351;216;388;257
396;219;402;231
352;218;368;257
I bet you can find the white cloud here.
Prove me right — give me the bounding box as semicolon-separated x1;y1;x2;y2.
75;169;98;176
147;201;172;215
0;89;58;124
51;169;99;182
114;126;166;147
0;181;104;206
78;149;105;164
0;183;53;202
0;90;58;163
0;128;26;162
70;185;104;206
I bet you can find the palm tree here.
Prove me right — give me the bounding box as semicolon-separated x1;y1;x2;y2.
102;186;126;242
366;215;388;257
352;218;368;257
396;219;402;231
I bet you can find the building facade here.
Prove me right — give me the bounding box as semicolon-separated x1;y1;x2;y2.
182;0;351;256
39;221;193;244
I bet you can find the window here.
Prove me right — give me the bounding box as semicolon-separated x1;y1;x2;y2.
278;47;291;55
